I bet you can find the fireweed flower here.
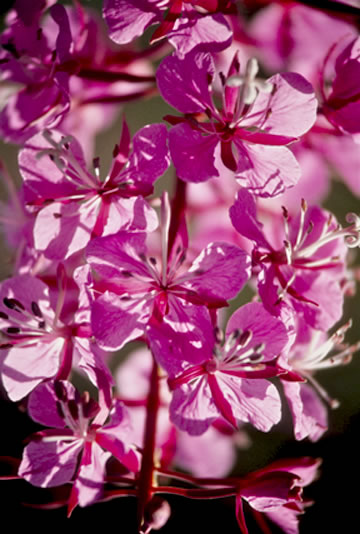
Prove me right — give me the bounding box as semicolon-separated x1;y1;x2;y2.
0;4;72;143
320;36;360;139
116;346;237;478
230;189;359;330
149;302;291;435
156;50;317;196
0;269;112;402
86;193;251;359
0;3;156;144
235;456;321;534
248;2;356;83
103;0;234;58
18;380;139;511
280;318;360;442
18;121;169;259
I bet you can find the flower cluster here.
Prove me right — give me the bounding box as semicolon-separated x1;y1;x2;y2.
1;1;360;532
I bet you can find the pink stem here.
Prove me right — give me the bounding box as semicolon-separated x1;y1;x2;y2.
136;352;161;531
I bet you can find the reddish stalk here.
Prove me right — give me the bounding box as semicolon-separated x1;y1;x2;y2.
136;352;161;532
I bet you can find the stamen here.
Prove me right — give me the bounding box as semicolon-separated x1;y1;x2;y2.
31;301;43;318
54;381;68;401
293;199;307;251
6;327;21;334
160;192;171;287
3;297;25;311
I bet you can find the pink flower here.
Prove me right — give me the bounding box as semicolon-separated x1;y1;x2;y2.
236;456;321;534
248;2;355;83
19;122;169;259
321;36;360;139
230;189;357;330
103;0;234;58
281;318;360;442
0;3;156;144
0;269;112;402
157;51;317;196
115;346;237;478
152;302;291;435
86;195;251;357
18;380;138;512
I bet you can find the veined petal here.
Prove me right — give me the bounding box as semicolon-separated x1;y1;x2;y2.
75;442;111;508
169;124;219;183
229;188;271;249
34;199;99;259
91;291;149;351
120;123;170;186
157;51;215;114
19;439;83;487
170;378;218;436
187;242;251;300
2;337;65;402
282;381;327;442
243;72;317;137
169;13;232;58
233;142;301;198
103;0;162;45
216;374;282;432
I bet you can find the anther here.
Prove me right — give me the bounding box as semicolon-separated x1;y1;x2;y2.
31;301;43;318
3;297;25;311
55;400;65;419
68;399;79;421
238;330;252;347
54;381;68;402
6;327;20;334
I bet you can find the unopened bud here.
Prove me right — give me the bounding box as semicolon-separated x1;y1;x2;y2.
140;497;171;534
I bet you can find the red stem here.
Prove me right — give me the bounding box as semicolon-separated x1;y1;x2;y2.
136;353;161;532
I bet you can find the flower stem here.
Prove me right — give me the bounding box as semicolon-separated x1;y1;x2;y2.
136;352;160;532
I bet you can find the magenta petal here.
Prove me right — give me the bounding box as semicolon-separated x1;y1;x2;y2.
121;123;170;186
175;426;236;478
19;439;83;487
86;231;148;281
2;337;64;401
234;142;301;198
75;442;111;508
103;0;161;45
169;124;219;183
265;506;300;534
283;381;327;442
34;199;99;259
50;4;72;62
225;302;289;359
248;72;317;137
157;52;215;113
27;381;76;427
168;13;232;58
230;188;271;249
170;379;218;436
73;338;113;396
187;242;251;301
216;374;282;432
91;291;149;351
0;83;69;144
148;299;215;374
289;272;344;331
96;401;139;472
19;131;87;205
